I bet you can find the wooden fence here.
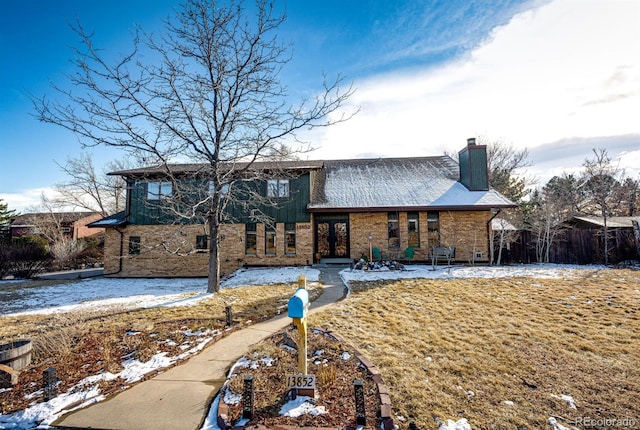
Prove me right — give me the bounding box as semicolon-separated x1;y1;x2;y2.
496;229;639;265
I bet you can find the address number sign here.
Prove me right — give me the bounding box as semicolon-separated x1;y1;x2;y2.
285;374;316;389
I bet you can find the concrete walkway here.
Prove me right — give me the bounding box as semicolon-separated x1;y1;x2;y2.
38;267;104;280
53;265;348;430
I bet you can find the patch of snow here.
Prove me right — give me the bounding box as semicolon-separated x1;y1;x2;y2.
314;349;324;356
221;267;320;289
279;396;326;418
548;417;579;430
234;417;250;427
341;264;606;286
200;390;222;430
438;418;472;430
223;388;242;405
260;356;276;367
1;266;320;316
504;400;514;406
340;351;351;360
552;394;577;409
0;335;212;428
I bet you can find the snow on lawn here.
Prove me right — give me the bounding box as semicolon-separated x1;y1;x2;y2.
1;266;320;316
340;263;605;285
0;264;612;429
0;336;215;429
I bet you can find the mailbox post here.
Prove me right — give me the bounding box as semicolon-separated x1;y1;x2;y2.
288;286;309;375
287;279;315;397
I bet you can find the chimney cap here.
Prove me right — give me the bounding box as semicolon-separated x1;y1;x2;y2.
467;137;476;146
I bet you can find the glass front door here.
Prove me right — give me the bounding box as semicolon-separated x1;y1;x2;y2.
315;219;349;258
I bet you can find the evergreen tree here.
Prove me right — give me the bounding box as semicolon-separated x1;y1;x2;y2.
0;198;17;224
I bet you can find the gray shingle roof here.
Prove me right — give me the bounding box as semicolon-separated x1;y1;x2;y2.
308;157;514;211
571;216;640;228
110;160;325;177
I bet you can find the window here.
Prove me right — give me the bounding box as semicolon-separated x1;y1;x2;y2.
408;212;420;248
427;212;440;246
388;212;400;249
265;228;276;255
209;181;229;197
196;235;208;252
147;181;172;200
266;179;289;198
245;223;257;255
285;223;296;255
129;236;141;254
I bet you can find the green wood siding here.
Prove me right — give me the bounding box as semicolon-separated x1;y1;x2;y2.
224;174;311;224
126;174;311;225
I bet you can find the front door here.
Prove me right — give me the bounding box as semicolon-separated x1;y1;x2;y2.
315;218;349;259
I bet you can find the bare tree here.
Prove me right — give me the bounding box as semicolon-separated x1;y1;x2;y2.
528;173;587;263
52;153;134;216
481;137;532;204
33;0;355;293
25;196;88;270
476;137;532;264
612;177;639;216
582;148;622;265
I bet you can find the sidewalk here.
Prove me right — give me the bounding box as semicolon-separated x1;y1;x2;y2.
53;265;348;430
38;267;104;280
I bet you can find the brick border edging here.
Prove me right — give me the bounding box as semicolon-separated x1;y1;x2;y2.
217;327;395;430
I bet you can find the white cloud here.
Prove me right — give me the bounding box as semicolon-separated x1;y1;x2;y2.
305;0;640;177
0;188;61;213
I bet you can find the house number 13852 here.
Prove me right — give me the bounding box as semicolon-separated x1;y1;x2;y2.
285;374;316;389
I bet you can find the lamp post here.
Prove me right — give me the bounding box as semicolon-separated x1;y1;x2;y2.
368;233;373;262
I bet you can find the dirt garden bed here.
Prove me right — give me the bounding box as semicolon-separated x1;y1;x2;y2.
216;326;393;430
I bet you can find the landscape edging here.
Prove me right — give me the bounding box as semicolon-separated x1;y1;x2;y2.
217;327;395;430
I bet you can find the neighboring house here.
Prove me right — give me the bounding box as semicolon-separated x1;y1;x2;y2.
90;138;515;277
10;212;104;240
563;215;640;230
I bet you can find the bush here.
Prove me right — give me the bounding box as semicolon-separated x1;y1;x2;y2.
0;242;11;277
6;236;50;278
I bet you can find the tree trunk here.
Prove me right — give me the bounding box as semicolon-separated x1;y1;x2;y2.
602;210;609;265
497;230;504;266
207;216;221;293
632;220;640;259
544;221;551;263
489;229;495;266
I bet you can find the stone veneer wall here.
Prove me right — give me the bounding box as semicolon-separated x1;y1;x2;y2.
348;210;492;263
102;222;314;277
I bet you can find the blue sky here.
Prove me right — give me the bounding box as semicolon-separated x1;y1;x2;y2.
1;0;639;212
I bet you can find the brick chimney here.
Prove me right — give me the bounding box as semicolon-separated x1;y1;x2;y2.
458;137;489;191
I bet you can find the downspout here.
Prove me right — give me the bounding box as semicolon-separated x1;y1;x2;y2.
487;209;502;266
103;178;131;276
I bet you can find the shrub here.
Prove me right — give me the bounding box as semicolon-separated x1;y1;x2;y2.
7;236;50;278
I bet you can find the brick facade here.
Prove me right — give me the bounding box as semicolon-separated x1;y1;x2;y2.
103;222;313;277
347;210;491;263
103;211;492;277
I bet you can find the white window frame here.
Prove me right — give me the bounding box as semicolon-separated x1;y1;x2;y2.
147;181;173;200
266;179;289;198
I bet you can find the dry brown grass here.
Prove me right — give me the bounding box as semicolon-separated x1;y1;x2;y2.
313;268;640;429
3;269;639;429
0;282;322;346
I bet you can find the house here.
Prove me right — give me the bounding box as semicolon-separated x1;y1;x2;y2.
10;212;104;241
563;215;640;230
90;138;515;277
